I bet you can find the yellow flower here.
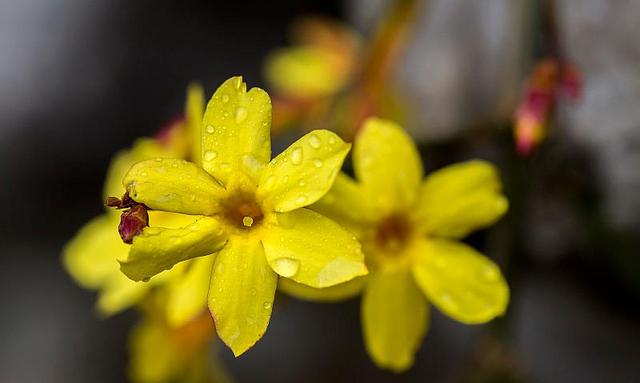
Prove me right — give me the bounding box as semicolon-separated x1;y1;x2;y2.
129;302;232;383
63;85;205;317
265;17;359;99
280;118;510;372
117;76;368;356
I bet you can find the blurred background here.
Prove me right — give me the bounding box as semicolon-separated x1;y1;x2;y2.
1;0;639;382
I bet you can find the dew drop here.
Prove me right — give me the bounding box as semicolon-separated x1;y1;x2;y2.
328;136;336;145
204;150;218;161
235;107;248;123
312;159;323;168
441;293;458;309
219;162;232;172
290;147;303;165
298;179;306;187
140;171;148;177
273;257;300;277
309;134;321;149
206;125;215;134
233;77;243;90
482;266;499;282
296;195;308;205
263;302;272;310
262;175;277;190
222;94;229;103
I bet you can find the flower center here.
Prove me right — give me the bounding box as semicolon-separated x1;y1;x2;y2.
374;214;412;253
220;192;264;231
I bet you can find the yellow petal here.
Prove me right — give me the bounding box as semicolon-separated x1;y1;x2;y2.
264;46;345;98
201;76;272;185
166;256;213;327
362;268;428;372
257;130;350;213
354;118;423;217
208;238;277;356
124;158;225;215
97;272;150;316
120;217;227;282
186;83;205;165
278;276;366;302
62;214;128;289
414;160;508;238
128;317;183;383
102;138;174;202
262;208;367;288
311;172;375;236
411;238;509;324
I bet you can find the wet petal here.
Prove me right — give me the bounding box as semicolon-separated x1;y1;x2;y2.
201;76;271;184
124;158;225;216
278;276;366;302
257;130;350;213
414;160;508;238
166;256;214;327
62;214;129;289
208;238;277;356
120;217;227;282
354;118;423;217
362;268;428;372
262;208;366;288
103;138;176;202
411;238;509;324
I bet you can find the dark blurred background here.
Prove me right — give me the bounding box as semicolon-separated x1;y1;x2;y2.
1;0;639;382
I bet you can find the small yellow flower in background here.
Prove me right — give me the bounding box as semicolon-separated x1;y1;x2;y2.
129;298;232;383
280;117;510;372
116;76;367;356
264;17;360;131
62;85;206;317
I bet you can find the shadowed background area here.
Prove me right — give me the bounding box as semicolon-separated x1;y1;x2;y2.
1;0;639;382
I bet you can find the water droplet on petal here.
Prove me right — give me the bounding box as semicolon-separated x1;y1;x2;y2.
206;125;215;134
296;195;308;205
312;159;323;168
328;136;336;145
262;175;277;191
263;301;272;310
233;77;243;90
222;94;229;103
290;147;303;165
273;257;300;277
219;162;232;172
242;216;254;227
204;150;218;161
235;107;248;123
298;179;306;187
309;134;321;149
482;266;499;282
140;171;148;177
